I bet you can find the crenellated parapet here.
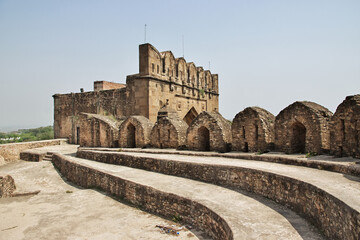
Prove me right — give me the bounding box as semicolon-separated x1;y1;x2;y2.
138;43;218;94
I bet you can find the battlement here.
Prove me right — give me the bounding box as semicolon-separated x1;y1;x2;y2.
139;43;218;94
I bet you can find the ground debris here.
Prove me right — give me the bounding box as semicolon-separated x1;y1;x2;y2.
156;224;187;236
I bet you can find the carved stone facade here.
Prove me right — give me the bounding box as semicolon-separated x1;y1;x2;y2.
275;101;332;154
118;116;153;148
330;95;360;158
53;43;219;144
150;106;187;149
186;112;231;152
232;107;275;152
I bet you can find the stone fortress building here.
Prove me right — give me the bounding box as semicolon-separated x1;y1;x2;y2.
53;43;360;159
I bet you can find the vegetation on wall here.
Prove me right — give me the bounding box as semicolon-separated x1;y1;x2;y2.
0;126;54;144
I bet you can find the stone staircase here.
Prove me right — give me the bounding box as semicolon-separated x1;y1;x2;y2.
42;152;54;161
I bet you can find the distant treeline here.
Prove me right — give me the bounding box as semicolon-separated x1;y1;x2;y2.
0;126;54;144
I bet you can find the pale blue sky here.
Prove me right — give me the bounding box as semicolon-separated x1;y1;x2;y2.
0;0;359;131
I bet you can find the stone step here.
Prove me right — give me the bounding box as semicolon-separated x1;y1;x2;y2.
53;154;324;240
76;149;360;240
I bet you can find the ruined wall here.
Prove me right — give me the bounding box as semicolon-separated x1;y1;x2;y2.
94;81;126;91
0;139;67;166
75;113;121;148
275;101;332;154
330;95;360;158
118;116;154;148
150;108;188;148
187;112;231;152
53;88;127;142
232;107;275;152
53;153;232;240
0;175;16;198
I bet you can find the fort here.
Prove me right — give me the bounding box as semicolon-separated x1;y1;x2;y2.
53;43;360;159
1;43;359;240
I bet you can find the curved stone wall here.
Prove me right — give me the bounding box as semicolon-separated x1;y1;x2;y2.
232;107;275;152
275;101;332;154
52;153;233;240
77;149;360;240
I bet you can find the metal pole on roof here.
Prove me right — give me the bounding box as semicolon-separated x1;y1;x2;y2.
144;24;147;43
182;35;184;58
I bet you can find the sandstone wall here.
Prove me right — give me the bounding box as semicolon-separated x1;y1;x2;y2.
118;116;153;148
232;107;275;152
0;175;16;198
77;149;360;240
187;112;231;152
150;114;187;149
330;95;360;158
0;139;67;165
53;153;233;240
53;88;127;142
93;81;126;91
75;113;121;147
275;101;332;154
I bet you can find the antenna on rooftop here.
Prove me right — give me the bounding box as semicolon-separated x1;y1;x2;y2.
209;61;211;70
144;24;147;43
182;35;184;58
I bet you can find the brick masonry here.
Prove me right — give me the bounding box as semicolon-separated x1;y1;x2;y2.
76;149;360;240
52;153;233;240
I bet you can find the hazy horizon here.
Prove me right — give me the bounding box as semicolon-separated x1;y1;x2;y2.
1;0;359;130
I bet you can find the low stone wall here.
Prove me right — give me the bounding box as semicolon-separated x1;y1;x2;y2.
0;175;16;198
77;150;360;240
0;139;67;165
52;153;233;240
20;151;46;162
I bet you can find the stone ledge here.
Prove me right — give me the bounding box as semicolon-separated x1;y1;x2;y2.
76;149;360;240
81;147;360;177
52;153;233;240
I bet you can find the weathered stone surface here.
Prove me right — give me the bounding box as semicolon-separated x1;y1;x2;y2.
74;113;121;147
0;175;16;198
187;111;231;152
275;101;332;154
232;107;275;152
77;149;360;240
119;116;153;148
53;154;232;240
330;95;360;158
0;139;67;166
150;106;188;148
53;43;219;142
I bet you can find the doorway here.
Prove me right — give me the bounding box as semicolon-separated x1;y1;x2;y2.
291;122;306;153
198;126;210;151
127;124;136;148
